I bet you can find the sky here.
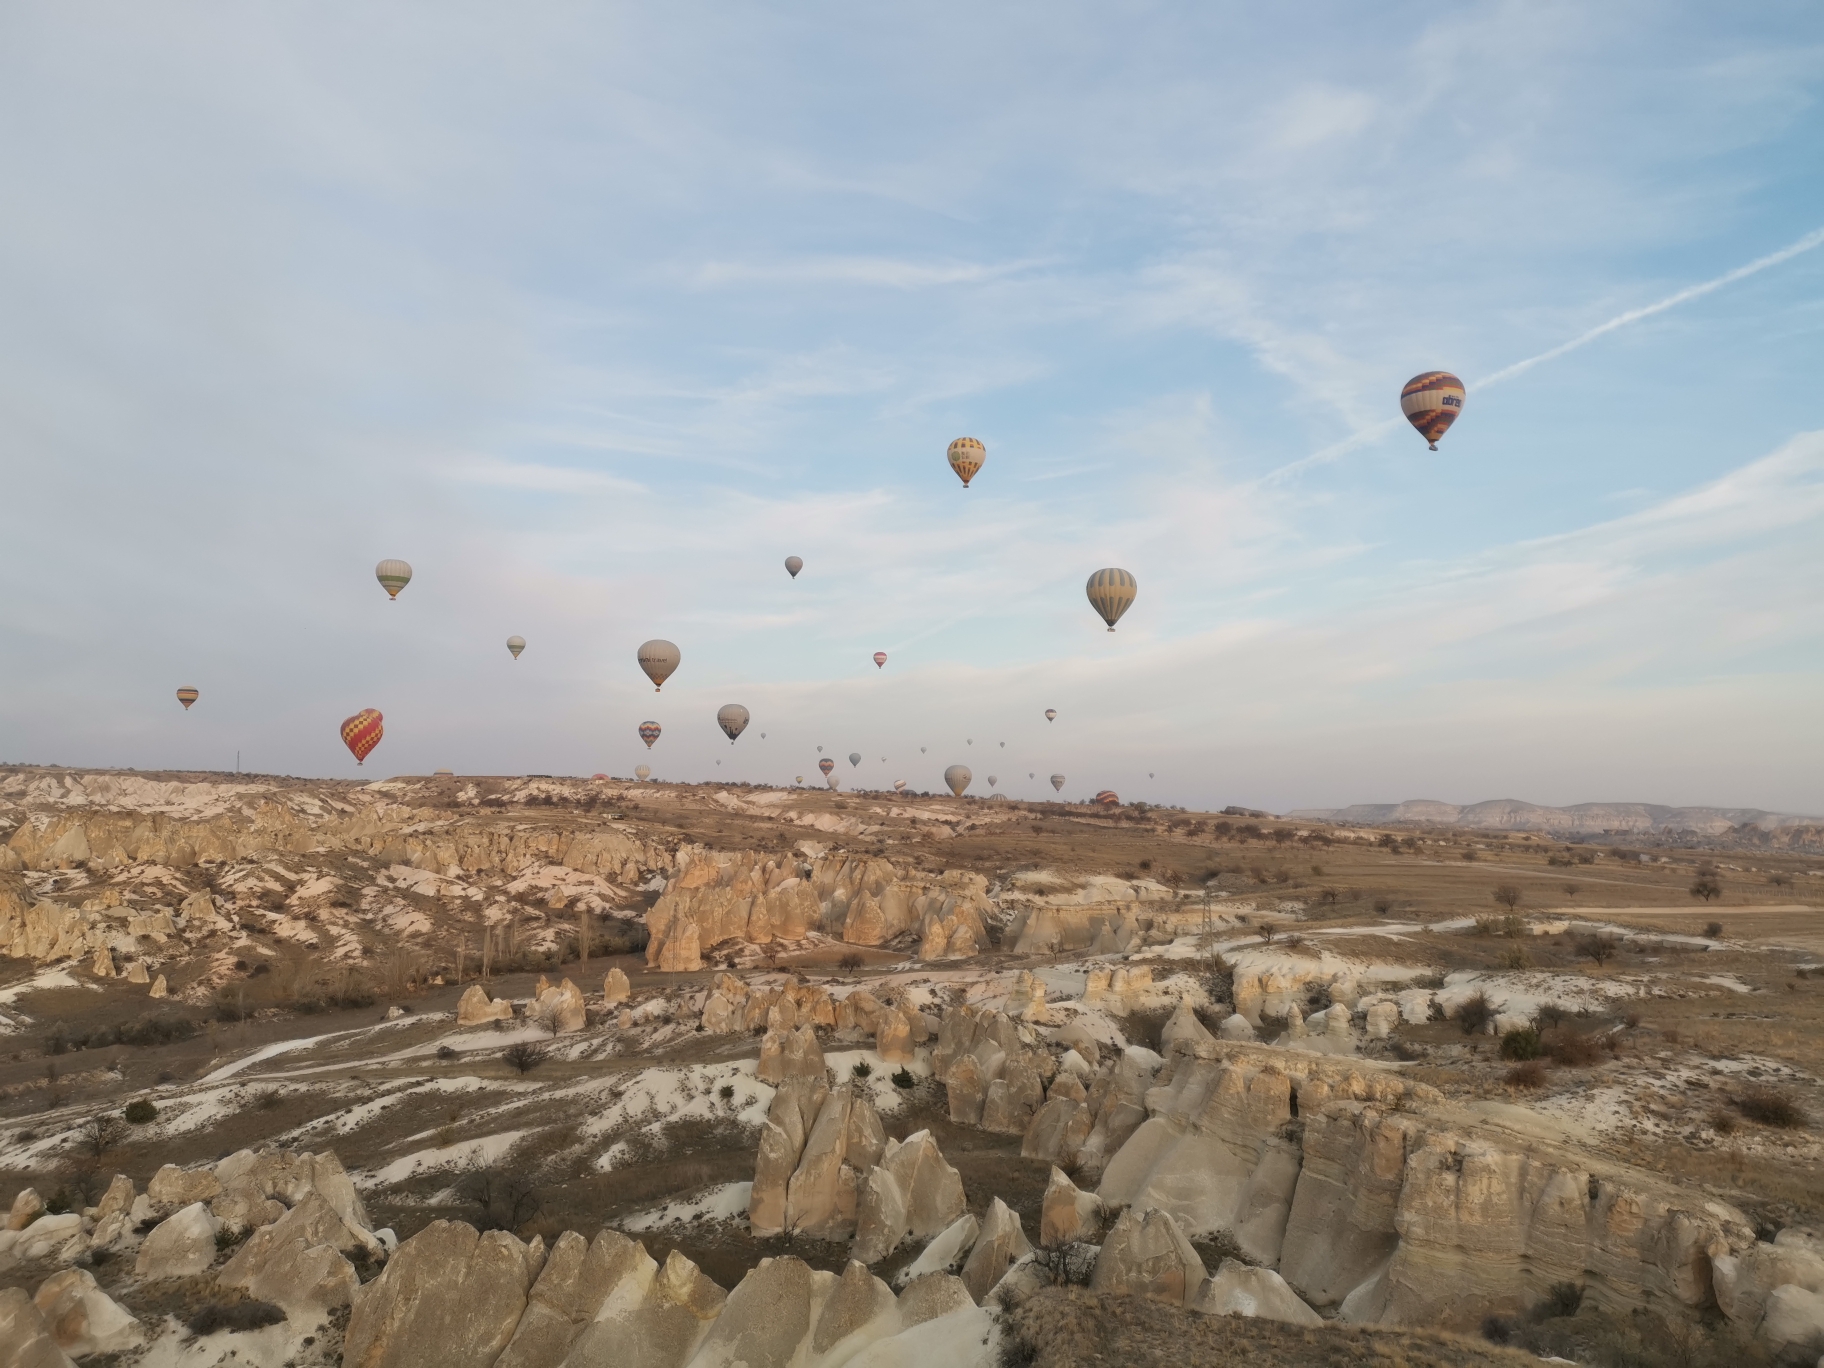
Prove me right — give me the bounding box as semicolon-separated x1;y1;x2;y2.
2;2;1823;814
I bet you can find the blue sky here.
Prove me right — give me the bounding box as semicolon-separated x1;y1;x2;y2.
2;2;1823;812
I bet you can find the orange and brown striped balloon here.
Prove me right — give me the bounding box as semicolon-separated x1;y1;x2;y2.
340;709;384;765
176;687;199;710
1400;372;1465;450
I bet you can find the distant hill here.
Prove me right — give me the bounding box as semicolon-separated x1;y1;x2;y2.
1283;798;1824;841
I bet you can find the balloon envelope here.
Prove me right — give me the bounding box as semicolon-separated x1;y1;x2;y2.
717;704;750;743
1086;568;1137;631
635;765;651;781
947;437;985;487
944;764;972;796
591;773;608;780
987;775;998;787
1400;371;1465;450
638;721;661;748
1050;774;1065;791
176;687;199;710
1044;709;1056;722
340;709;384;765
784;556;803;578
819;758;835;776
894;779;906;791
637;639;680;691
506;635;525;659
375;560;412;600
873;652;887;669
1095;790;1119;806
848;752;861;767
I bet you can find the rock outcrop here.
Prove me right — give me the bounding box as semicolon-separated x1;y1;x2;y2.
1040;1167;1103;1247
343;1221;539;1368
851;1130;968;1264
0;1286;75;1368
1193;1258;1322;1325
1090;1206;1206;1306
30;1270;145;1357
134;1201;220;1279
960;1198;1031;1303
457;984;515;1026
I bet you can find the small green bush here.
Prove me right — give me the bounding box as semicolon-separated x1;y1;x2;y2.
851;1061;873;1079
123;1099;158;1124
1500;1027;1541;1060
891;1068;916;1089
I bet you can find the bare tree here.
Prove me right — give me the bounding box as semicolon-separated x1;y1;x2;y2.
528;997;566;1038
80;1112;124;1161
502;1042;548;1075
1492;884;1522;912
1577;934;1617;967
1690;875;1722;903
457;1166;540;1232
1561;883;1580;898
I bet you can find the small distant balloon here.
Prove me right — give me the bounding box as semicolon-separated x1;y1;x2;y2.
635;764;651;781
873;651;887;669
784;556;804;579
1400;371;1465;450
1148;772;1155;779
637;639;680;691
591;773;608;781
434;768;453;776
340;709;384;765
375;559;412;600
819;758;835;777
966;738;972;746
1050;774;1066;792
894;779;907;791
796;775;804;784
919;746;926;754
760;733;766;739
947;437;985;488
944;764;972;796
176;687;199;711
998;741;1004;748
848;752;861;767
827;775;841;790
1044;709;1057;723
1086;568;1137;631
817;745;823;753
987;775;998;788
717;704;750;743
506;635;526;659
1028;772;1034;779
638;721;662;749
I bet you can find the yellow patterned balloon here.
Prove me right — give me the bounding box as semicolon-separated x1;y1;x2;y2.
947;437;985;488
1085;568;1137;632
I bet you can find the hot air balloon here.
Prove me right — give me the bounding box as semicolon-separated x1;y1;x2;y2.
637;639;680;691
435;768;454;776
340;709;384;765
1095;790;1119;806
987;775;998;788
717;704;750;743
919;747;926;754
1400;371;1465;450
827;775;841;790
506;635;526;659
375;560;412;600
894;780;907;792
966;738;972;745
1086;568;1136;631
796;775;804;784
1028;772;1034;779
1050;774;1065;792
848;753;861;767
873;652;887;669
1148;772;1154;779
1044;709;1056;722
819;758;835;777
638;721;661;748
947;437;985;488
785;556;803;579
944;765;972;796
591;773;608;780
817;745;823;753
635;765;651;781
760;733;766;739
999;741;1005;748
176;687;199;710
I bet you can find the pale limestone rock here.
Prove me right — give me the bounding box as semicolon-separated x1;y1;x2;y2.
1217;1013;1256;1042
31;1269;145;1356
756;1025;825;1086
1021;1097;1091;1169
812;1260;898;1359
93;1175;134;1223
533;978;586;1034
210;1185;286;1234
602;967;631;1005
1232;1138;1302;1266
1161;998;1215;1053
134;1201;220;1279
147;1162;222;1210
124;960;149;984
0;1286;76;1368
1364;1001;1399;1040
1194;1258;1322;1325
786;1084;884;1239
148;974;168;998
945;1054;987;1126
852;1167;909;1265
981;1056;1044;1136
1047;1072;1087;1104
10;1214;81;1264
851;1128;965;1265
874;1010;914;1065
7;1188;44;1231
555;1240;725;1368
1040;1167;1102;1247
1091;1206;1205;1306
895;1214;980;1289
89;946;113;978
218;1225;359;1317
457;985;514;1026
960;1198;1031;1304
1757;1284;1824;1355
1715;1234;1824;1330
343;1221;536;1368
88;1212;134;1253
690;1256;816;1367
896;1271;975;1328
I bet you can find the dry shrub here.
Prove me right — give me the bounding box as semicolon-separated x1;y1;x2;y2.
1545;1029;1607;1068
1505;1060;1548;1089
1500;1027;1541;1061
1455;992;1494;1036
1733;1087;1805;1129
187;1300;285;1335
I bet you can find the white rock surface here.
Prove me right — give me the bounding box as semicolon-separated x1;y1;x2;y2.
1193;1258;1323;1325
31;1269;146;1356
134;1202;220;1280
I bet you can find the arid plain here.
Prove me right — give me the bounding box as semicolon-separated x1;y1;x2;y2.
2;766;1822;1368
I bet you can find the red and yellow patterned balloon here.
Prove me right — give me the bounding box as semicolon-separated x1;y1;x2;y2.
1400;372;1465;450
176;687;199;710
340;709;384;765
947;437;985;488
638;721;661;748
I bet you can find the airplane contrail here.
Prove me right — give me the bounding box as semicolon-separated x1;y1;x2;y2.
1261;222;1824;484
1474;223;1824;389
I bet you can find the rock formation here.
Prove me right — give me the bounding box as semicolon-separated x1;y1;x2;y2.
959;1198;1031;1303
851;1130;969;1264
457;984;515;1026
1090;1206;1206;1306
1193;1258;1323;1325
